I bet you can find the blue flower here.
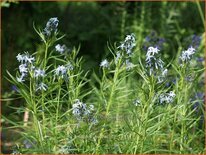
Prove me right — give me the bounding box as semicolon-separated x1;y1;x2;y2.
146;47;160;60
118;33;136;56
36;82;48;91
133;99;141;106
145;46;164;75
159;91;176;104
16;52;36;83
43;17;59;37
17;73;27;83
72;99;87;118
11;85;19;92
55;64;73;80
115;51;122;64
142;31;165;51
65;62;74;71
157;68;168;83
125;59;134;71
33;68;45;78
16;53;24;63
89;117;98;125
23;139;35;149
46;17;59;30
19;64;28;73
191;35;201;49
72;99;96;123
100;59;109;68
196;57;204;62
16;52;35;64
180;46;196;62
55;65;67;77
55;44;68;54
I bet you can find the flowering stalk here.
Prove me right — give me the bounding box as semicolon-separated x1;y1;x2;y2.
95;34;136;153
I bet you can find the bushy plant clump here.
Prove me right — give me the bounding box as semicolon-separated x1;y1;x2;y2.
6;17;205;154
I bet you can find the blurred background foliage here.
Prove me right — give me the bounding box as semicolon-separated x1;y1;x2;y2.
2;1;205;91
1;1;205;153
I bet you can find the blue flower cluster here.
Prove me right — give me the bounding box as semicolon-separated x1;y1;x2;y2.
55;44;71;55
16;52;35;82
190;35;201;49
43;17;59;37
118;33;136;56
142;31;165;51
159;91;176;104
15;18;76;92
55;63;73;80
184;34;201;50
145;46;165;76
72;99;97;124
100;34;136;71
16;52;47;92
119;34;136;70
180;46;196;63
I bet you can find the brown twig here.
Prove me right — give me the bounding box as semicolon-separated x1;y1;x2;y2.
23;108;29;127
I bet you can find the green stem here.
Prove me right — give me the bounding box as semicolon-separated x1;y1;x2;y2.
30;78;45;152
95;68;120;153
68;71;75;105
44;43;48;68
106;68;119;115
137;77;154;154
179;66;187;153
170;111;176;153
56;80;62;127
41;90;46;135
